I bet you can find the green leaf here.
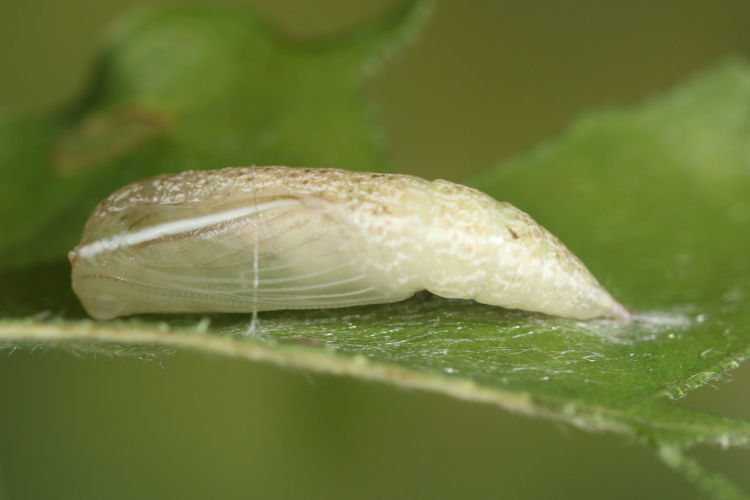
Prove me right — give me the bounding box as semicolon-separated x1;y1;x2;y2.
1;4;749;498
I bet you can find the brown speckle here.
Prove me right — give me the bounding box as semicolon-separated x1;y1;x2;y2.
508;227;519;239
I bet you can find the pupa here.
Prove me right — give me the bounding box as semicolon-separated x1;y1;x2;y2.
69;166;632;322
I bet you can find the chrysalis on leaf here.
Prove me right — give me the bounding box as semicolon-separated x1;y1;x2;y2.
69;166;632;322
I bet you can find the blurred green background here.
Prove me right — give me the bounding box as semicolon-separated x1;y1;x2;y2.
1;1;749;498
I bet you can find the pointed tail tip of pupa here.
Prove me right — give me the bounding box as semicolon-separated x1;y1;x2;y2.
608;298;635;325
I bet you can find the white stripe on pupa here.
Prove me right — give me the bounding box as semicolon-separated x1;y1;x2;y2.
77;199;299;260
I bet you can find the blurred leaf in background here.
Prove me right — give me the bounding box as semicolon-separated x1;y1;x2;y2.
1;2;750;499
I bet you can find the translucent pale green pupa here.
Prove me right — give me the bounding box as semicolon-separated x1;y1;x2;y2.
69;166;631;322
